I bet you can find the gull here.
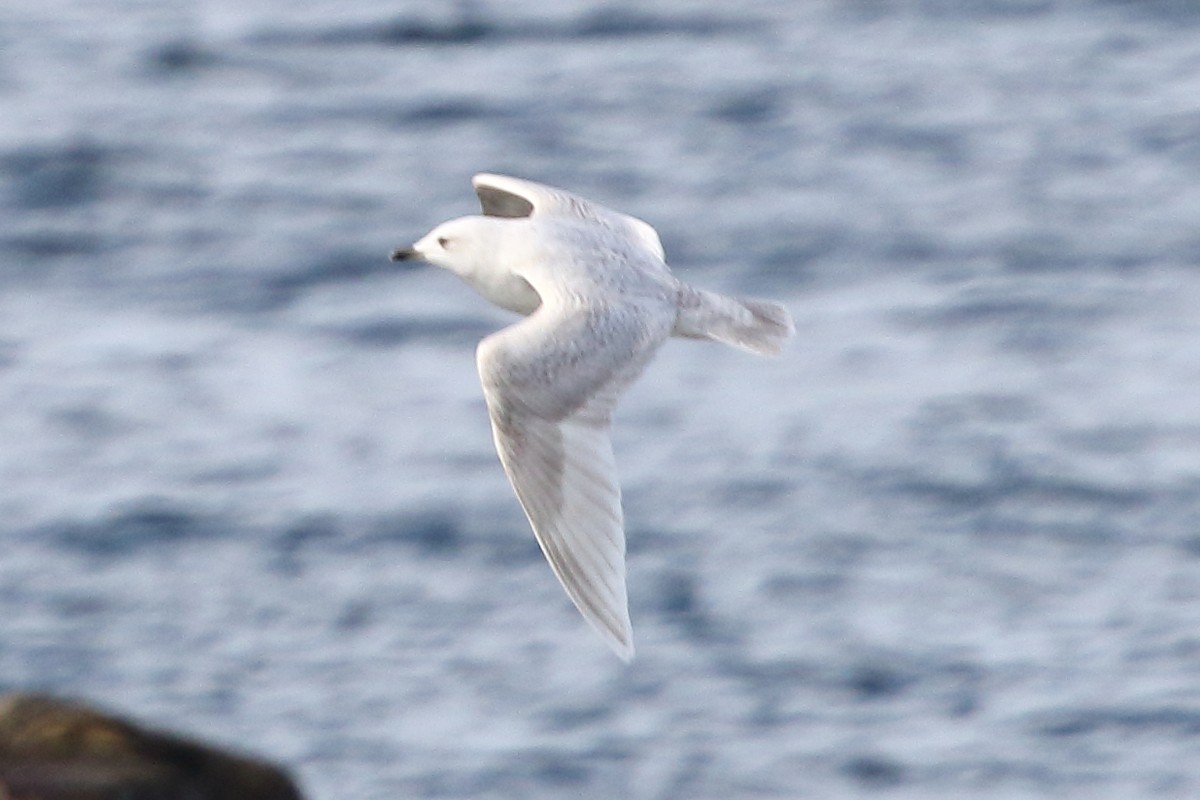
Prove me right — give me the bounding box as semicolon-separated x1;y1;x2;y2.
391;174;793;661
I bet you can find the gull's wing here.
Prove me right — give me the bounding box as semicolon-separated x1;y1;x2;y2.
476;303;670;661
472;173;666;263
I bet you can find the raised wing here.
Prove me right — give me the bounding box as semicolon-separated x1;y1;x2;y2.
472;173;667;262
475;303;669;661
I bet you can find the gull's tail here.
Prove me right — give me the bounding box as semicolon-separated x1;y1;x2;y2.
672;285;794;356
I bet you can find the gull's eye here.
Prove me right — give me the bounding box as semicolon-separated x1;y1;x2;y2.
437;236;450;248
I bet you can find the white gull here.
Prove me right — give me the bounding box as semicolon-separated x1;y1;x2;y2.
391;173;794;661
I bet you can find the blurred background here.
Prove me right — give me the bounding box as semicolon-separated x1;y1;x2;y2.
4;0;1200;797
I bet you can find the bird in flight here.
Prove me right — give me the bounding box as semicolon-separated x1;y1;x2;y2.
392;174;793;660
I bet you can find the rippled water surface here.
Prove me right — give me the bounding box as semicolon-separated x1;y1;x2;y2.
4;1;1200;797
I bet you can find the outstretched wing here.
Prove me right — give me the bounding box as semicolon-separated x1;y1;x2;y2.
472;173;667;263
476;302;669;661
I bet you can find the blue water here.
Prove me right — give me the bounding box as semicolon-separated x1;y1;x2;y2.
4;1;1200;797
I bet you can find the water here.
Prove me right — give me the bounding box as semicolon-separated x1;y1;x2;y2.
4;1;1200;797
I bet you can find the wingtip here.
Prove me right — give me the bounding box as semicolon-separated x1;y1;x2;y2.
579;607;635;662
610;636;636;663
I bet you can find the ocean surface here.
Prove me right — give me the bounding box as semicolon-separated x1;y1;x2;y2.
4;1;1200;797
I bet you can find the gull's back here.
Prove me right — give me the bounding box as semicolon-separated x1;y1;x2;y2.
500;215;679;311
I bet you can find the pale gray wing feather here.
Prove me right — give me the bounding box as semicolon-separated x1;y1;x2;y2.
476;303;668;661
472;173;666;263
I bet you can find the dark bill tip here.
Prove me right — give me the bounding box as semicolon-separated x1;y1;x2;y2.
390;247;419;262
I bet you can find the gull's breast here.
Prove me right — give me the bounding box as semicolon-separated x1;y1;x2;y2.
472;269;542;316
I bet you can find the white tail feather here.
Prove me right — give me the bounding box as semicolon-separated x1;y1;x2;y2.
672;286;794;356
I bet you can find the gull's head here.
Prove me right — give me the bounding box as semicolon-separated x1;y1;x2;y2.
390;216;501;279
391;216;541;315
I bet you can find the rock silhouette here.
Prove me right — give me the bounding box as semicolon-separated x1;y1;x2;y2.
0;693;303;800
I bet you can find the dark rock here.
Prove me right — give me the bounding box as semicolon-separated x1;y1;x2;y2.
0;693;303;800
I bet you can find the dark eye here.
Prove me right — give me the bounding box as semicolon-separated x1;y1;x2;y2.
437;236;450;248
